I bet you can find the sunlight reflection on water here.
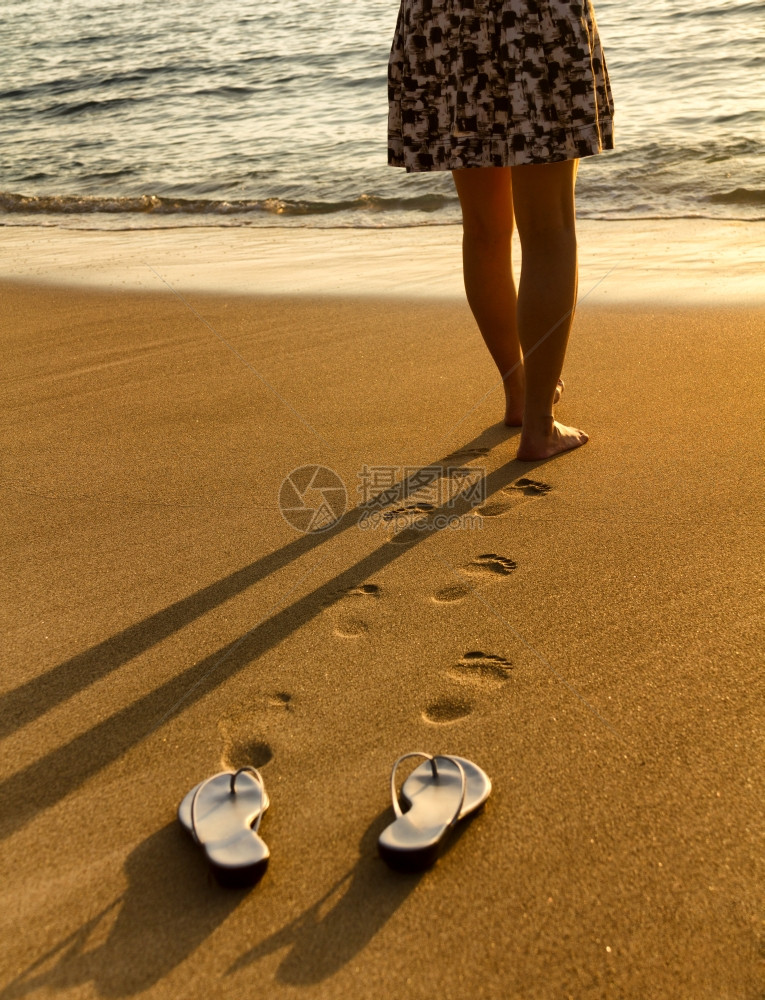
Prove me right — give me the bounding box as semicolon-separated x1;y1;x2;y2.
0;0;762;228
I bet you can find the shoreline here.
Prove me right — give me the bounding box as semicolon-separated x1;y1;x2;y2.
1;217;763;305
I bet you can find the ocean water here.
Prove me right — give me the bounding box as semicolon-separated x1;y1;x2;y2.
1;0;763;230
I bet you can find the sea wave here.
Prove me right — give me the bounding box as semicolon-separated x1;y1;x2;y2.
1;0;763;229
0;191;456;217
704;187;765;206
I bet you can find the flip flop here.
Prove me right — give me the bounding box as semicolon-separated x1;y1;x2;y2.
178;766;270;887
378;752;492;871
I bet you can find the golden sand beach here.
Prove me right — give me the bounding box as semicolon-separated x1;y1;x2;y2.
1;222;763;998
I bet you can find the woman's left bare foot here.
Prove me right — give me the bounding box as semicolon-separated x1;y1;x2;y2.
504;378;564;427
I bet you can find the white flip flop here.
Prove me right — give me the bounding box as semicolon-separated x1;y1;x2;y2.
178;766;270;887
378;752;492;870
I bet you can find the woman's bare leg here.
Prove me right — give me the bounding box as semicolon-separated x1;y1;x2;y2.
452;166;525;425
511;158;588;460
452;166;566;426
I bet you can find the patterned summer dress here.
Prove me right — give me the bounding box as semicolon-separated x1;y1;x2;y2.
388;0;614;170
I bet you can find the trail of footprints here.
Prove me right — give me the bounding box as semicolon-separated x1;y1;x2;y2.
385;475;551;545
214;650;513;774
325;550;520;635
383;448;487;546
216;559;523;766
320;474;552;726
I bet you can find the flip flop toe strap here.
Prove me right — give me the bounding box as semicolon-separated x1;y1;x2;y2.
189;766;266;844
389;751;467;828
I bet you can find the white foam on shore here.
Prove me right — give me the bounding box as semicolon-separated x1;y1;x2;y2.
0;219;762;304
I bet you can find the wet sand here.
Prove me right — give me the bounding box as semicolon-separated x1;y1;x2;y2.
1;218;764;304
0;273;763;999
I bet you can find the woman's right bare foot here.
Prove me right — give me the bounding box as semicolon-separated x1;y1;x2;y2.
516;420;589;461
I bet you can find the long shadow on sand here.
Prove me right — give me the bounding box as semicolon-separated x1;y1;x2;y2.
2;810;481;995
0;431;520;745
0;823;245;998
227;806;479;985
0;426;550;842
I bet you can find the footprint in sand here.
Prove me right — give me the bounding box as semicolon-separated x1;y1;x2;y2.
266;691;293;710
218;699;289;770
379;503;437;545
386;526;425;546
446;651;514;687
422;651;514;726
433;553;517;604
442;446;491;462
422;697;474;725
476;477;552;518
382;503;436;521
325;582;381;638
222;738;274;770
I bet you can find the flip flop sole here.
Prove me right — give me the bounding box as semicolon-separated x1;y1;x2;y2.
209;853;269;888
379;755;492;871
378;834;443;872
178;770;270;887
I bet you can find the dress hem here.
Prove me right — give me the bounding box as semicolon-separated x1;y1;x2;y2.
388;117;615;172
